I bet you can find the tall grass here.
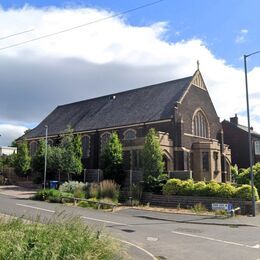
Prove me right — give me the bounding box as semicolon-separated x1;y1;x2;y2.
0;216;125;259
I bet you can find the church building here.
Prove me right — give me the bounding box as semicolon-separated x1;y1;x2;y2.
23;68;231;182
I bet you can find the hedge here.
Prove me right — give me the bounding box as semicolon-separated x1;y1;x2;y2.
162;179;259;201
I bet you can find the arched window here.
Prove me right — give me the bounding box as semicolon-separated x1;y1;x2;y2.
192;110;209;138
100;132;111;151
124;129;136;140
29;141;38;156
82;135;90;158
48;139;53;146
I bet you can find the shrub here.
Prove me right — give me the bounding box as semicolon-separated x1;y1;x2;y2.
193;181;207;196
0;216;124;259
33;189;62;202
78;201;91;208
73;187;85;198
162;178;182;196
217;183;236;198
99;180;120;202
144;174;168;194
235;185;259;201
59;181;87;194
203;181;221;197
179;179;194;196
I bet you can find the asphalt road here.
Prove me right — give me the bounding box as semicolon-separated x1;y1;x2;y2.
0;194;259;260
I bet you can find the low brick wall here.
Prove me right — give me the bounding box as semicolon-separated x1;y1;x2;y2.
141;192;254;215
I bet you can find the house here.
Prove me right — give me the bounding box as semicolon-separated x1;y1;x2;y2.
22;69;231;182
222;114;260;169
0;146;17;156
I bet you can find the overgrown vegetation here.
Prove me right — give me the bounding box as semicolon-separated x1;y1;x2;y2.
0;216;124;259
15;140;31;175
142;128;164;181
162;178;259;200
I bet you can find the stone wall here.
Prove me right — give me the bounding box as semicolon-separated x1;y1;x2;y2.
140;192;255;215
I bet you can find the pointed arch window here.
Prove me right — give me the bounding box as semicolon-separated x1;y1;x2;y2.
124;129;136;140
101;132;111;151
29;141;38;156
192;110;209;138
82;135;90;158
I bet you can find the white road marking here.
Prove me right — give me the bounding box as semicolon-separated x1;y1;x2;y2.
147;237;158;242
172;230;260;250
118;239;157;260
80;216;128;226
16;203;55;213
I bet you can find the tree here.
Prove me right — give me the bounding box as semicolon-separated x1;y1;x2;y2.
32;139;45;174
142;128;164;181
101;132;124;184
60;128;83;179
15;140;31;175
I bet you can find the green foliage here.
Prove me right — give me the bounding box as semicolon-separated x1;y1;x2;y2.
32;139;46;173
60;128;83;176
162;178;182;196
162;178;259;200
0;217;124;259
235;185;259;201
142;128;164;181
217;183;236;198
15;140;31;175
0;153;17;168
101;132;124;184
236;163;260;196
77;200;91;208
144;173;169;194
59;181;87;194
33;189;62;202
203;181;221;197
193;181;207;196
231;164;239;182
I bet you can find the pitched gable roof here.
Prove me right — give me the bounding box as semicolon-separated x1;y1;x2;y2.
24;75;193;139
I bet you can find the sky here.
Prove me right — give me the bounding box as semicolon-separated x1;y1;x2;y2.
0;0;260;145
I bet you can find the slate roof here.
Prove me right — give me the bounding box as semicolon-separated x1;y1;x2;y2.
222;120;260;137
24;76;193;139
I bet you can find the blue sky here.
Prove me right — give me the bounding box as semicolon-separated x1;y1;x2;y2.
0;0;260;145
1;0;260;69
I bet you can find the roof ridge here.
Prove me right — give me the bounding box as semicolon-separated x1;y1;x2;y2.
58;76;193;108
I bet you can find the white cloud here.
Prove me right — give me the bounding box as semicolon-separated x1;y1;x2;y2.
235;28;248;43
0;7;259;145
0;124;27;146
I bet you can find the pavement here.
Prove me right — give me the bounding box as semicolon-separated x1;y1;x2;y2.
0;184;259;227
0;185;37;199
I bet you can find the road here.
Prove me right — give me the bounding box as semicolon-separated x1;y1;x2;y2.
0;194;259;260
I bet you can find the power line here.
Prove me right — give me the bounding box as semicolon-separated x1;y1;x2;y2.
0;29;34;41
0;0;164;52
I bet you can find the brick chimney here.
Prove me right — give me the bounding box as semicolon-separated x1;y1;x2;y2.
230;114;238;125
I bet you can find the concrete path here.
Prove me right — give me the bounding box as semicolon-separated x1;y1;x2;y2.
0;185;37;199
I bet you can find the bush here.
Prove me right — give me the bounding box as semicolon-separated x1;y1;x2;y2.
163;178;182;196
235;185;259;201
179;179;194;196
78;201;91;208
33;189;62;202
144;174;168;194
89;183;100;199
59;181;87;194
99;180;120;202
217;183;236;198
203;181;221;197
193;181;207;196
0;216;124;259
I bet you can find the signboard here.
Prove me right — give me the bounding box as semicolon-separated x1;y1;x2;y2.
212;203;233;212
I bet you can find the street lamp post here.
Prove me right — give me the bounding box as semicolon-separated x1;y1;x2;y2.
43;125;48;190
243;50;260;217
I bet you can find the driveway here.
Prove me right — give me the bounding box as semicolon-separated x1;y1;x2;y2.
0;185;37;199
